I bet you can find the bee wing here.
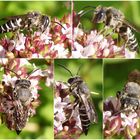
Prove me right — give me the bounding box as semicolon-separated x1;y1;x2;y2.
81;93;98;124
0;14;27;22
118;18;140;33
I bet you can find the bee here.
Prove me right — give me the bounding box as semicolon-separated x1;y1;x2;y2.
116;70;140;112
93;6;139;52
58;64;98;135
0;11;50;33
78;5;139;52
0;68;39;134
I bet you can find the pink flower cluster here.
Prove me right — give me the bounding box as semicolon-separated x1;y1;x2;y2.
73;29;136;58
54;81;82;139
104;97;140;139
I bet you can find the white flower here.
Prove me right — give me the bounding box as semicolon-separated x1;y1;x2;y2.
35;31;52;44
0;45;6;57
82;45;96;57
31;88;38;99
51;43;68;58
14;33;26;51
62;24;72;40
0;58;8;64
125;49;136;58
19;59;31;67
121;112;138;127
3;74;16;86
32;53;44;58
74;27;84;39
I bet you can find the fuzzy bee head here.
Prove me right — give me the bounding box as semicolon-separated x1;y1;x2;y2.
67;76;83;85
93;6;107;23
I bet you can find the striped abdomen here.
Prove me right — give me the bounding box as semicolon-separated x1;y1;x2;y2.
119;25;138;52
79;102;91;135
13;106;28;135
0;18;24;33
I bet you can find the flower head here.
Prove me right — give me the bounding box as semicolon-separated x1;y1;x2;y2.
54;81;82;139
104;96;140;139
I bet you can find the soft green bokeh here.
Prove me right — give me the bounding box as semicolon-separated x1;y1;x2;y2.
0;59;53;139
0;1;70;18
104;59;140;99
54;59;103;139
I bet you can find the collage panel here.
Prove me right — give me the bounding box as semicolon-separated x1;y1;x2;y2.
0;0;140;139
54;59;103;139
0;58;53;139
73;1;140;58
104;59;140;139
0;1;139;59
0;1;71;58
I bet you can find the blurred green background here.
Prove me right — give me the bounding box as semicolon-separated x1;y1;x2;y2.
0;59;53;139
0;1;70;19
104;59;140;99
54;59;103;139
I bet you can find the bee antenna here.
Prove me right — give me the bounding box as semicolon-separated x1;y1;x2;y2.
51;21;66;30
78;6;96;17
57;64;73;77
26;68;39;79
76;64;82;76
4;68;21;79
81;6;96;10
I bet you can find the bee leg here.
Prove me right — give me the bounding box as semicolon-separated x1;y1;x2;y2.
69;100;79;120
97;28;106;35
1;113;5;124
123;39;129;50
11;30;21;42
116;34;121;47
64;100;79;123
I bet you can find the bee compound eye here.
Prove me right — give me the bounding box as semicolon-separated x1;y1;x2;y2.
116;91;121;98
15;79;20;85
34;12;40;16
101;12;104;16
68;78;74;84
27;80;31;85
2;81;5;85
34;13;38;16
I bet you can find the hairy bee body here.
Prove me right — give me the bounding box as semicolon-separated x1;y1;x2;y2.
68;76;97;135
0;68;39;134
2;101;30;134
117;70;140;112
93;6;138;51
0;11;49;33
119;25;138;51
13;104;28;134
13;79;33;106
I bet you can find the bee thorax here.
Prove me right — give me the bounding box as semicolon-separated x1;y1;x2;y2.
124;82;140;96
